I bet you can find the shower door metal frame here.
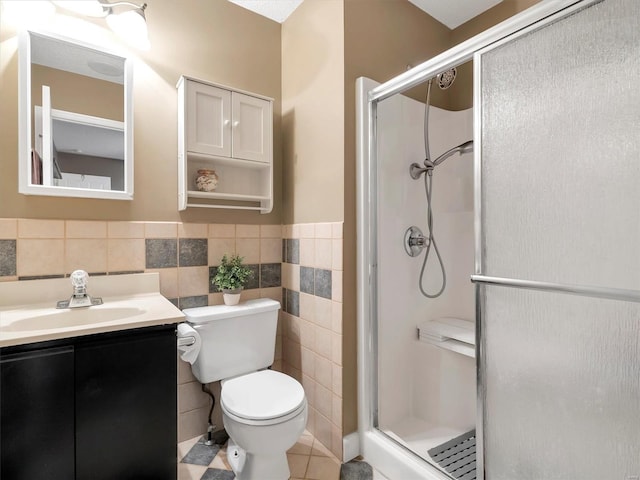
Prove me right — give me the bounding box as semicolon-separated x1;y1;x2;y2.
356;1;600;479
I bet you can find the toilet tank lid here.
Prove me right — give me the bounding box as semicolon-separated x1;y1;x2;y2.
183;298;280;324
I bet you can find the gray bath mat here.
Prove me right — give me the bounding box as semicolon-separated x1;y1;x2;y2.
340;459;373;480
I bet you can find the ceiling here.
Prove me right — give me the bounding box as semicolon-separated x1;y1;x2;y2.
228;0;504;28
228;0;304;23
408;0;504;29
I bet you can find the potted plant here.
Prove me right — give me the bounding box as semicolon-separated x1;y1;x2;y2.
212;254;253;306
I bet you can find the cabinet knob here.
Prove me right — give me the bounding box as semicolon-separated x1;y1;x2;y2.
223;120;230;126
233;121;240;127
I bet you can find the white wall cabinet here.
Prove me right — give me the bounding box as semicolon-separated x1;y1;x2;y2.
177;76;273;212
185;82;231;158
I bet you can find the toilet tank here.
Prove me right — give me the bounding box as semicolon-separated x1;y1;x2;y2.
183;299;280;384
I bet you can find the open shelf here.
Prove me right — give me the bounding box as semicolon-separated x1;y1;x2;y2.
418;317;475;358
179;153;272;211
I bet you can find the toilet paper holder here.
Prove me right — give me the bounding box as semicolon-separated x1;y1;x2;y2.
177;323;201;365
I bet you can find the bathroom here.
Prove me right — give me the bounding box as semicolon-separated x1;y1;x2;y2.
2;0;640;479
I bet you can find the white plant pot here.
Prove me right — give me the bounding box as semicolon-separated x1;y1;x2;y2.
222;288;242;306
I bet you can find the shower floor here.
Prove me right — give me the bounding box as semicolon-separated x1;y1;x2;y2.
382;416;474;473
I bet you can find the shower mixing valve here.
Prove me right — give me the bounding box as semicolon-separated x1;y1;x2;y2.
404;226;428;257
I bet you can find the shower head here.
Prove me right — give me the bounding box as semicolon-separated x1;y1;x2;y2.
436;68;457;89
431;140;473;167
411;140;473;179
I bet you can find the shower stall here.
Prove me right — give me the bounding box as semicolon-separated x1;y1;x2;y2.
374;77;476;462
357;1;640;479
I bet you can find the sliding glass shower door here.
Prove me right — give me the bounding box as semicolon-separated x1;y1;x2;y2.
476;0;640;478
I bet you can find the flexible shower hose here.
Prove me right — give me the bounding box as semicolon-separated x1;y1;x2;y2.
419;171;446;298
419;79;446;298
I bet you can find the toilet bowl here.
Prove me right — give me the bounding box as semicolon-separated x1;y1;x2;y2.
221;370;308;480
178;299;308;480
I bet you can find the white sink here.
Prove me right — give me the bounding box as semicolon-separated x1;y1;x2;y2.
0;273;184;347
2;307;147;332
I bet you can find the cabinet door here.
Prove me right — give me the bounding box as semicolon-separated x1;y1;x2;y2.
231;92;272;163
1;345;75;480
187;81;231;157
75;327;177;480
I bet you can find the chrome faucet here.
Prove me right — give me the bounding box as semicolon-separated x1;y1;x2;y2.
57;270;103;309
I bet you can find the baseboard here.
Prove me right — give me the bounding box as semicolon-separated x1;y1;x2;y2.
342;431;360;462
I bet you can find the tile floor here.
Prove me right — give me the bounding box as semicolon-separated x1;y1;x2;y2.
178;430;389;480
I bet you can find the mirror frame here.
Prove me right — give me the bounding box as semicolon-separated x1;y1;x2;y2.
18;30;134;200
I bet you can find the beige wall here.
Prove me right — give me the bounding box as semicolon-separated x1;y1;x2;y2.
281;0;345;225
452;0;541;44
0;0;282;224
343;0;452;106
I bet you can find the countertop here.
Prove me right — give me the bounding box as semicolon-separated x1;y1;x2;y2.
0;273;184;348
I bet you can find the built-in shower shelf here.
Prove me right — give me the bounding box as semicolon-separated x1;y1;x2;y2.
418;317;475;358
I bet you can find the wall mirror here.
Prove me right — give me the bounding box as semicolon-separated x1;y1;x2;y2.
18;30;133;200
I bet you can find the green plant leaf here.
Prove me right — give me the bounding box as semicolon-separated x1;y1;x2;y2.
212;254;253;290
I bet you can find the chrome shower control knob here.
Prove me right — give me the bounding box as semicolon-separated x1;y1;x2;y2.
404;226;428;257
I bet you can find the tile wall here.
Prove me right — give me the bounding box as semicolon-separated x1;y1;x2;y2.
281;222;344;460
0;219;284;442
0;218;344;458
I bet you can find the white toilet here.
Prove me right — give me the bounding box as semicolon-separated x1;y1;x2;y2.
179;299;307;480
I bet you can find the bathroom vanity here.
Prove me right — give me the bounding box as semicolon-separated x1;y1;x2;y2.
0;273;184;480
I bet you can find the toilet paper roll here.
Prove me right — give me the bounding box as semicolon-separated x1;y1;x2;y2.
177;323;201;365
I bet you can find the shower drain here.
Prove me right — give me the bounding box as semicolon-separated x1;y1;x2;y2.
428;429;476;480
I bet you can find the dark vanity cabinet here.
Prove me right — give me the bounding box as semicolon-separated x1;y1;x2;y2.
75;327;177;479
0;345;75;479
0;325;177;480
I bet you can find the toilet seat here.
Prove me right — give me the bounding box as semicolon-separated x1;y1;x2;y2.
221;370;306;426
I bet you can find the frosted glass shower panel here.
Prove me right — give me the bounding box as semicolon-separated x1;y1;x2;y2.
480;0;640;289
482;285;640;479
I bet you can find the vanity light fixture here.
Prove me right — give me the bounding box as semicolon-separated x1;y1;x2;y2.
104;2;149;50
51;0;150;50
